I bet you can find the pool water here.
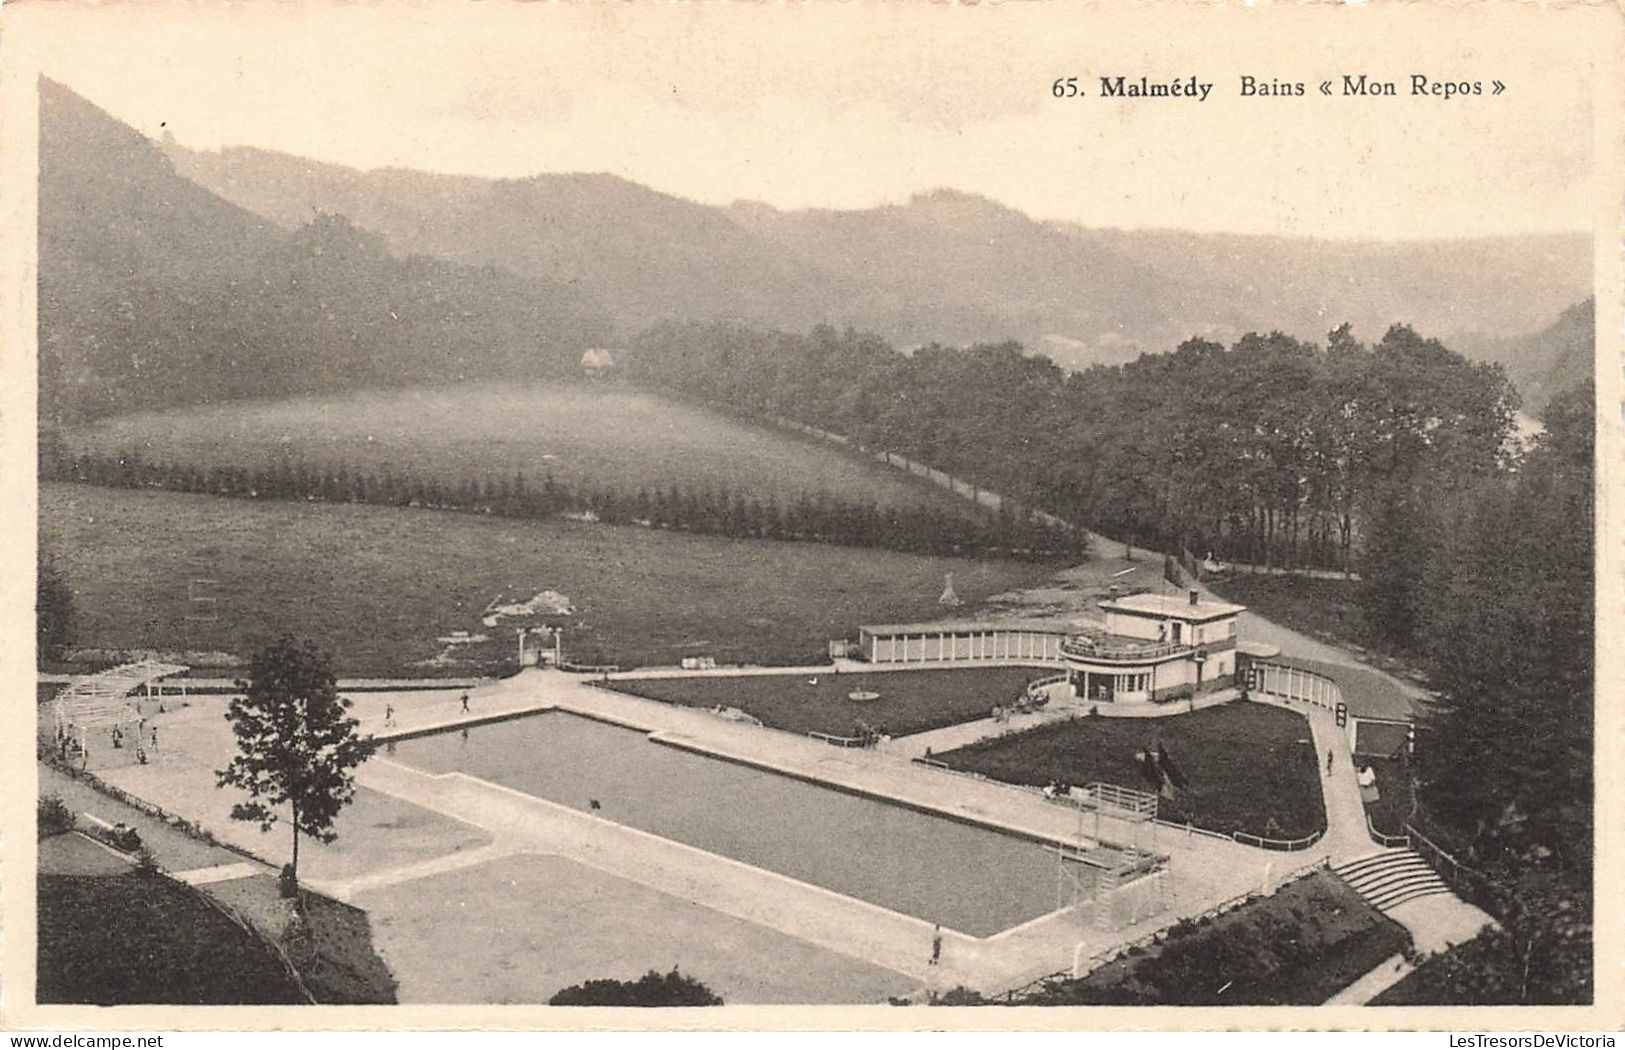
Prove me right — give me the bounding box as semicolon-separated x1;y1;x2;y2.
390;712;1068;936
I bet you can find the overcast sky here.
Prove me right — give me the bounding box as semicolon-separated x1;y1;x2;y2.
10;2;1604;239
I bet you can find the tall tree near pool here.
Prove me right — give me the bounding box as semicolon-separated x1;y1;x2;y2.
217;636;376;891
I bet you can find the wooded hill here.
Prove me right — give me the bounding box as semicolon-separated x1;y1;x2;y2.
38;79;610;425
627;321;1521;572
163;127;1588;375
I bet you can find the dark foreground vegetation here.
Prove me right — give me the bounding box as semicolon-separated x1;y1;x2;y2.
936;702;1325;840
935;871;1407;1005
1221;383;1594;1003
1364;382;1593;1003
550;968;722;1006
37;869;307;1004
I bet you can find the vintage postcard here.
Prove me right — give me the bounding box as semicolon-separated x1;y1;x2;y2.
0;0;1619;1034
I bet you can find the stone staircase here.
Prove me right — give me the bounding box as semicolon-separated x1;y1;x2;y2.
1334;847;1454;913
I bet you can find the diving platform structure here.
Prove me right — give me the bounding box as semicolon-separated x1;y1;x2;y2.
1050;782;1172;930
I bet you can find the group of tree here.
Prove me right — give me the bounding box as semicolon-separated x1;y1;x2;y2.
1381;380;1594;1003
627;320;1519;572
47;448;1082;561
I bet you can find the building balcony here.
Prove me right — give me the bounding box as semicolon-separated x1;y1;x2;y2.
1059;633;1192;664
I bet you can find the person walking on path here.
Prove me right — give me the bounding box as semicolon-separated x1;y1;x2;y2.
461;693;470;713
384;703;395;728
930;924;942;967
1326;748;1334;775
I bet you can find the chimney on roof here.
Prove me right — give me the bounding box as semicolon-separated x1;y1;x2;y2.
1189;589;1200;606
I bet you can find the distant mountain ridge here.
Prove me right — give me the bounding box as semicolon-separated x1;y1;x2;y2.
39;80;610;423
1463;298;1595;417
40;76;1592;424
165;137;1589;371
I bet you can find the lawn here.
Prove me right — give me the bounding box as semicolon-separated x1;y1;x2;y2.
37;868;308;1004
608;667;1053;737
61;382;967;514
936;701;1326;839
40;483;1055;675
1021;870;1411;1005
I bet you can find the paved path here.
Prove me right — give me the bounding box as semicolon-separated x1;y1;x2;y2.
1387;893;1495;956
173;862;261;886
1324;953;1413;1005
40;673;488;691
886;704;1079;760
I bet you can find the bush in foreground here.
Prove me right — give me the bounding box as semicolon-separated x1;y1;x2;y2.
37;794;74;838
37;870;305;1004
549;968;722;1006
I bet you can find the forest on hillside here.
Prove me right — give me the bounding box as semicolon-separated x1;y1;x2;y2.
629;321;1521;574
628;319;1596;1002
37;80;609;426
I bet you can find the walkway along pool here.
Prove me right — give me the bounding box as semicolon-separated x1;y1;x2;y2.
388;711;1070;937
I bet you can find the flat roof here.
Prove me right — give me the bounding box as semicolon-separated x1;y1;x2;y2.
859;619;1085;636
1100;592;1247;622
1354;720;1413;757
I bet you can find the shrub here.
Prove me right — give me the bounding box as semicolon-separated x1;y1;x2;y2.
549;968;722;1006
38;794;74;838
932;986;988;1006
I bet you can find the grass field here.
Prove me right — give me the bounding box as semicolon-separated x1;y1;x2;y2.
935;701;1326;839
40;484;1054;674
1025;870;1410;1005
610;667;1052;737
62;382;966;513
37;864;307;1004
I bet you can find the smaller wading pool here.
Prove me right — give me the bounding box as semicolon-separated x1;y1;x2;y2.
390;711;1079;936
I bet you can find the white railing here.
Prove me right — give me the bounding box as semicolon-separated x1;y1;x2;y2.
1366;812;1412;848
1252;661;1342;712
1061;635;1190;663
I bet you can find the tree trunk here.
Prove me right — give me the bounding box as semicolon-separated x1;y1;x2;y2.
290;804;300;883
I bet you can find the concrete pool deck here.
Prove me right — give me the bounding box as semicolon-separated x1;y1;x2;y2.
348;671;1330;991
84;662;1484;999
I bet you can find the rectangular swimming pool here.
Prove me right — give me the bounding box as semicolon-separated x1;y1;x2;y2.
390;711;1070;936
